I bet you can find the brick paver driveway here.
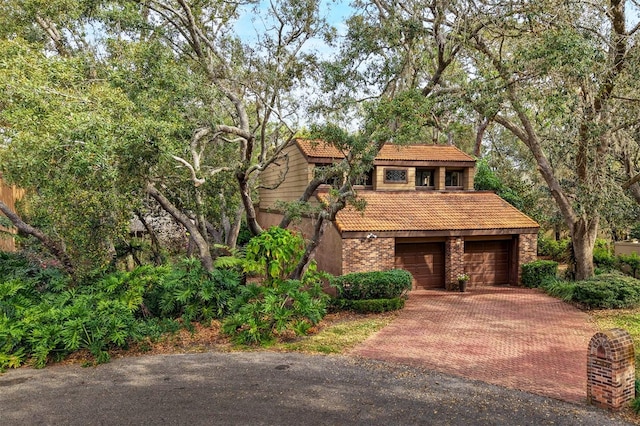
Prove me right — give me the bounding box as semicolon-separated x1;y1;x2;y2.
351;287;598;403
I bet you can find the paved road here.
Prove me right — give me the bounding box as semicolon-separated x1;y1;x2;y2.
0;352;632;425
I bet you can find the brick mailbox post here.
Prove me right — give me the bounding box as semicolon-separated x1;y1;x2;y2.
587;328;635;410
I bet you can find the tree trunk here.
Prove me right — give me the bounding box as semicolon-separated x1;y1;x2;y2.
0;200;75;275
145;183;214;272
571;217;598;281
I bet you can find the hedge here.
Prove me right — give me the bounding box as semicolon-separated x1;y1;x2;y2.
333;298;405;313
521;260;558;288
330;269;412;300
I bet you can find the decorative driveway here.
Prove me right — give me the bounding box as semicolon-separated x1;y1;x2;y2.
351;287;598;403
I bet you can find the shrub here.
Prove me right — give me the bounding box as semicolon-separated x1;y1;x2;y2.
222;279;328;345
572;273;640;309
521;260;558;288
537;235;570;262
617;252;640;278
541;278;576;302
144;258;241;322
333;298;405;313
593;239;615;270
331;269;412;300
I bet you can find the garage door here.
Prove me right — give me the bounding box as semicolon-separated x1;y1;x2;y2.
464;240;511;286
395;243;445;289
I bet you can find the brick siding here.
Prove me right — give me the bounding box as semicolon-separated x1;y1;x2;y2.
342;237;395;274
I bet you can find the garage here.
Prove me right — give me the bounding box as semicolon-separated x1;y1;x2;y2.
464;240;512;286
395;242;445;289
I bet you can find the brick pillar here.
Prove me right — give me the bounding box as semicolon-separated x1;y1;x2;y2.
445;237;464;290
517;233;538;284
587;328;635;410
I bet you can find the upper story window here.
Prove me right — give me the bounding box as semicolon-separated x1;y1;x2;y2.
384;168;408;184
415;169;434;187
445;170;463;187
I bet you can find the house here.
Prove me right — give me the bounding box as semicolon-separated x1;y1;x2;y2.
0;174;23;252
258;139;539;290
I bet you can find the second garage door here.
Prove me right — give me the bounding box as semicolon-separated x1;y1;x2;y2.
395;243;445;289
464;240;511;286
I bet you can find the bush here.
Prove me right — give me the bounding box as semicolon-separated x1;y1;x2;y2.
222;279;328;345
144;257;241;322
617;252;640;278
593;239;615;270
331;269;412;300
572;273;640;309
333;298;405;313
0;257;242;370
521;260;558;288
541;278;576;302
537;235;570;262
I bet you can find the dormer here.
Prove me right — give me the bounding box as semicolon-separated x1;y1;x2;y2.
371;144;475;191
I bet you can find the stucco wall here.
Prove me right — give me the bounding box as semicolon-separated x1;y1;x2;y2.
614;242;640;257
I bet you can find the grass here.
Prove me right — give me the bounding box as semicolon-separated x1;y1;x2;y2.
270;312;397;354
590;307;640;378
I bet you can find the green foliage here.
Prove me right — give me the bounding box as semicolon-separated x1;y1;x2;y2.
244;227;305;286
593;239;615;270
521;260;558;288
473;158;524;210
332;298;405;313
331;269;412;300
0;256;242;370
540;278;576;302
617;253;640;278
144;257;241;322
571;274;640;309
222;279;328;345
537;235;570;262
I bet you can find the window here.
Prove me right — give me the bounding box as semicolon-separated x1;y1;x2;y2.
445;170;462;187
415;169;434;187
384;168;408;183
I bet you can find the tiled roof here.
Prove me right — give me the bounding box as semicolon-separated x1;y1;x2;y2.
318;191;539;233
295;139;475;162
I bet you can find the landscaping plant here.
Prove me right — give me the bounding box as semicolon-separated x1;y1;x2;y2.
221;227;330;345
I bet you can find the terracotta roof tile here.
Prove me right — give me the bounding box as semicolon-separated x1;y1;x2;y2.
318;191;539;233
295;139;474;162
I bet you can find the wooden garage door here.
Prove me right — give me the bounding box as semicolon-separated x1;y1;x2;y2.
464;240;511;286
395;243;445;289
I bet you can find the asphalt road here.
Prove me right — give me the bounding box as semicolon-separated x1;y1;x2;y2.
0;352;633;425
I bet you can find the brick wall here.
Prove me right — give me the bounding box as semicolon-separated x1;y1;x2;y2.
445;237;464;290
587;329;635;410
342;237;395;274
518;233;538;284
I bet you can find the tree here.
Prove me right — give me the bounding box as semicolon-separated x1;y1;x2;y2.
327;0;640;280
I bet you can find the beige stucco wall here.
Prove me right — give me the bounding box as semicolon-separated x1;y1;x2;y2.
614;242;640;257
259;143;312;209
375;167;416;191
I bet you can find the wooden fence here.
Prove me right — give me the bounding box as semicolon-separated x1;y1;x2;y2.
0;176;24;252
